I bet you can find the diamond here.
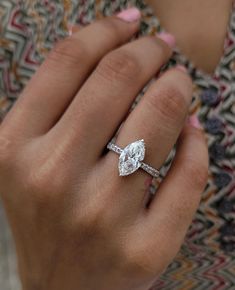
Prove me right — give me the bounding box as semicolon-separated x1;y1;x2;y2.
119;140;145;176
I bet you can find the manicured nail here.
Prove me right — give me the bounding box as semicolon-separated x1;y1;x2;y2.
188;115;203;130
157;32;176;48
116;7;141;22
175;65;187;73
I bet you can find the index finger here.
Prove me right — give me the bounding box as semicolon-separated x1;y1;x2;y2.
1;7;141;138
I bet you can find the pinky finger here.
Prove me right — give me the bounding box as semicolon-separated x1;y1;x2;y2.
142;115;209;257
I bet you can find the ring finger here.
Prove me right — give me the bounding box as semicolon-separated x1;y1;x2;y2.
103;66;193;207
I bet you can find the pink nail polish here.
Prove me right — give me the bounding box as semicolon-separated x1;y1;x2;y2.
175;65;187;73
116;7;141;23
157;32;176;48
188;115;203;130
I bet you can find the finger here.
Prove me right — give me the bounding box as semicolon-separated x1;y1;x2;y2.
50;35;173;163
104;67;192;206
141;119;208;261
1;8;141;138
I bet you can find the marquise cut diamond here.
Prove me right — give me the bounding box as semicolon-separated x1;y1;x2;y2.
119;140;145;176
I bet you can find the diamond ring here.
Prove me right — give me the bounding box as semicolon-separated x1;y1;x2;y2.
107;139;160;178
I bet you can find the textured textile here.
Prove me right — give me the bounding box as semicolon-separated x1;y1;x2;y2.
0;0;235;289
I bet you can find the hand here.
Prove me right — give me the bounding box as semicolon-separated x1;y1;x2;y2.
0;7;208;290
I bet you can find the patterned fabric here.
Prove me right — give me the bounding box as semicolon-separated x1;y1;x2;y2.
0;0;235;289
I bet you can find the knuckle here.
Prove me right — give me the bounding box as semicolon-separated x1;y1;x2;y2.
47;36;87;67
78;199;107;229
0;134;17;169
124;245;157;278
97;49;140;82
25;160;66;200
182;157;208;190
25;169;53;197
164;196;199;233
75;206;108;240
147;83;189;122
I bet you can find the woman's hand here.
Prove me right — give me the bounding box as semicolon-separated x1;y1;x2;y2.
0;7;208;290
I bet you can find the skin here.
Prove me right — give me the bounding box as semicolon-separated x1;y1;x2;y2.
146;0;233;73
0;10;208;290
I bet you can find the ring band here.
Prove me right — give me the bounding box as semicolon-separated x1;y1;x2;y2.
107;140;160;178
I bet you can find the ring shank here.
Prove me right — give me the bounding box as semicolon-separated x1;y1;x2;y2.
107;142;160;178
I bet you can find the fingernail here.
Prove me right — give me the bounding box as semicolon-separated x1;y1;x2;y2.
188;115;203;130
175;65;187;73
157;32;176;48
116;7;141;22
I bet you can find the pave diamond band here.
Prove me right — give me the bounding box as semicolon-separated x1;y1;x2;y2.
107;140;160;178
140;163;160;178
107;143;123;155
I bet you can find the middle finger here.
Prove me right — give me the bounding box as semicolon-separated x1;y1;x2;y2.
50;35;173;163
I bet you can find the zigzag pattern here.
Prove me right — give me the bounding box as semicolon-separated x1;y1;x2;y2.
0;0;234;289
